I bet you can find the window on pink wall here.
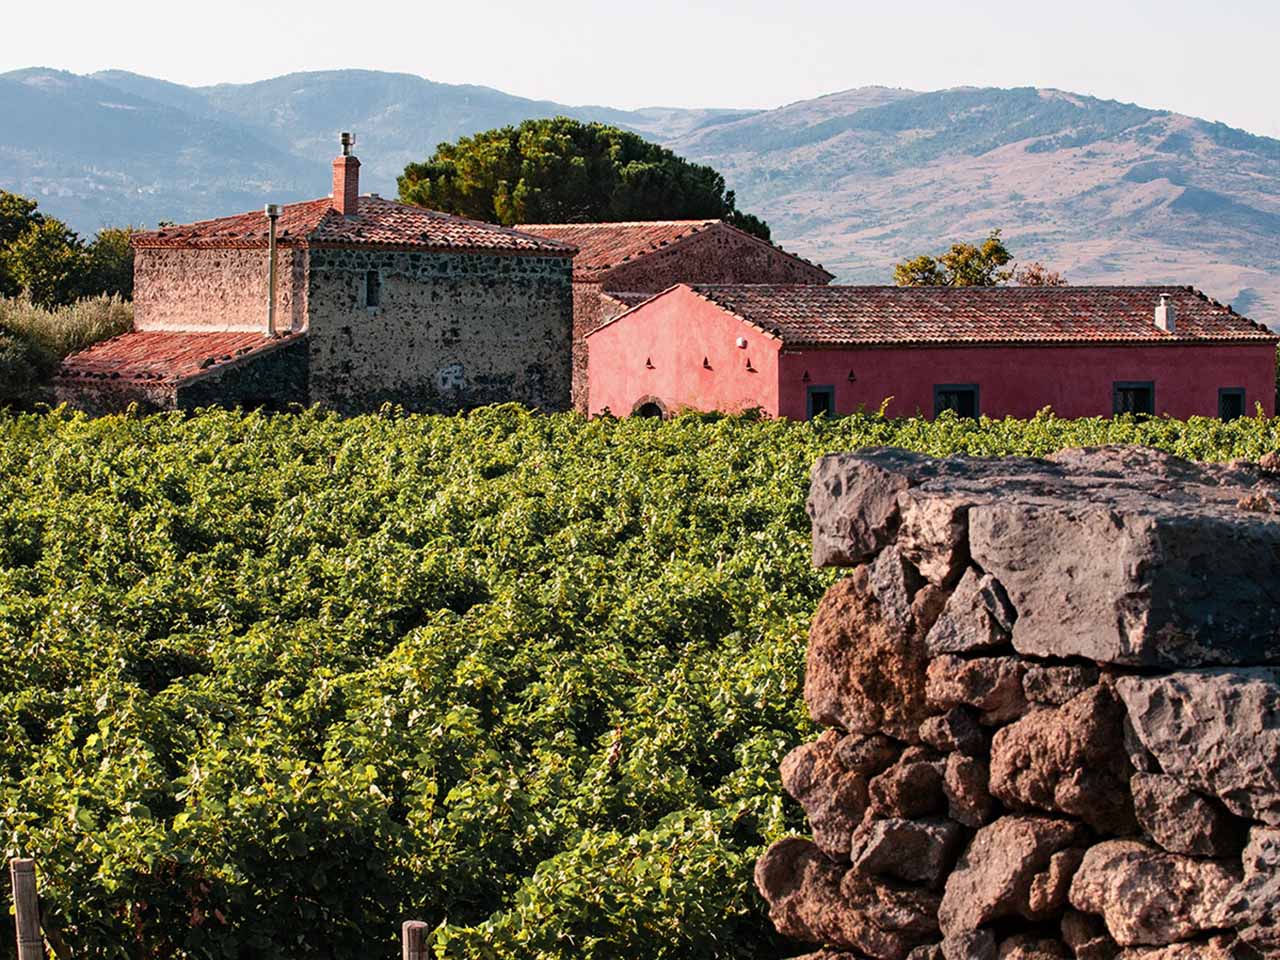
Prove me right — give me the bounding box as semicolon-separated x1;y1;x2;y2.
806;385;835;419
1219;388;1246;422
934;384;979;419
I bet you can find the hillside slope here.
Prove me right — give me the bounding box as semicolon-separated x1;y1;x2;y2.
667;87;1280;319
2;70;1278;322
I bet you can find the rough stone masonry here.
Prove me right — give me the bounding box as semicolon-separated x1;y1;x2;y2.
755;445;1280;960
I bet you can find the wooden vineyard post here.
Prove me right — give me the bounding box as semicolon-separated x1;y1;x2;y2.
401;920;429;960
9;858;45;960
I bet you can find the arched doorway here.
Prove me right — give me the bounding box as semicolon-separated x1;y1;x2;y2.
632;397;668;419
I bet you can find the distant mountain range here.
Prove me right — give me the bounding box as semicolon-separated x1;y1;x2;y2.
4;67;1280;323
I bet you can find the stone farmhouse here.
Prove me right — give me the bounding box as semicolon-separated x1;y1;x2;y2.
516;221;833;410
56;137;576;414
586;283;1278;420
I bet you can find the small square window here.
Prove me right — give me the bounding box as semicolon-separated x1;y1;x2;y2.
1113;381;1154;416
806;385;835;419
1219;388;1246;422
365;270;381;308
934;384;979;419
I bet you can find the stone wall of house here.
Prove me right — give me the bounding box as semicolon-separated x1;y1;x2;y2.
600;225;832;293
756;446;1280;959
570;281;611;412
133;247;308;334
176;338;309;411
305;248;573;414
51;378;177;415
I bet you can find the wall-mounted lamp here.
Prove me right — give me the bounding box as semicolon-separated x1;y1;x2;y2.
703;357;712;369
802;370;811;383
848;370;858;383
745;358;756;372
735;337;748;349
645;357;654;369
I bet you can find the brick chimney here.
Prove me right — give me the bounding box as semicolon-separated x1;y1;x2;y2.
332;132;360;216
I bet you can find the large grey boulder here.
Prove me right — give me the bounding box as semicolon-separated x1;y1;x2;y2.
808;446;1280;667
1117;670;1280;824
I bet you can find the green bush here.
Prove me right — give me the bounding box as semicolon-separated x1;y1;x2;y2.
0;327;52;406
0;294;133;361
2;405;1279;959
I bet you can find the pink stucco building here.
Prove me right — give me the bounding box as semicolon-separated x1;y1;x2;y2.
516;221;832;411
585;284;1277;420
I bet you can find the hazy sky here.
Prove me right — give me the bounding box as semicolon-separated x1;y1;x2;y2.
7;0;1279;137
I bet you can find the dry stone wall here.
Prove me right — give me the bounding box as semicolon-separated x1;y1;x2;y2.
756;446;1280;960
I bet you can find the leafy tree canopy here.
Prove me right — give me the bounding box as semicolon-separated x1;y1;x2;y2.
398;117;771;240
0;191;134;307
894;230;1014;286
894;231;1070;288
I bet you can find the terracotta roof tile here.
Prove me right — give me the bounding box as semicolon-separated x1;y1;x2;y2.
56;330;303;385
609;284;1275;346
517;220;831;281
133;197;574;256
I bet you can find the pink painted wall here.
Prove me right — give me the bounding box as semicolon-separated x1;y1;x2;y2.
775;343;1277;419
587;287;1277;420
586;286;781;416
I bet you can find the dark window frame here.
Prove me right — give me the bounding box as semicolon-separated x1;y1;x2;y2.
1219;387;1246;422
933;383;980;419
365;269;381;308
1113;380;1155;416
806;384;836;420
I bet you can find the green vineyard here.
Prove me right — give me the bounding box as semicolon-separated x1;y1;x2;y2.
3;405;1279;959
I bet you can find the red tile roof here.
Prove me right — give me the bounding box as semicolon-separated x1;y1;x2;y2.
516;220;831;282
133;197;575;256
595;284;1276;347
56;330;303;386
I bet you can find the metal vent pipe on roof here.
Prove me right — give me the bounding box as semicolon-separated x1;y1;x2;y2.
265;203;281;337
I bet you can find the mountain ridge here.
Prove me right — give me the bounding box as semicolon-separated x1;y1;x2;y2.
2;67;1278;323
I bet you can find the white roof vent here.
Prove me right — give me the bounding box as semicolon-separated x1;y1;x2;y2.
1155;294;1176;334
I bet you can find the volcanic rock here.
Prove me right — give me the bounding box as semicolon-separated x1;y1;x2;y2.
989;684;1137;834
868;757;947;820
926;655;1030;725
812;446;1280;666
941;930;996;960
938;815;1089;936
781;730;873;860
919;708;985;756
1067;840;1241;947
850;818;964;888
1022;663;1100;706
1129;773;1244;857
925;568;1016;655
1113;936;1245;958
1117;670;1280;825
1230;826;1280;953
996;936;1070;959
943;753;993;828
1061;909;1120;960
755;837;941;959
806;566;932;742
